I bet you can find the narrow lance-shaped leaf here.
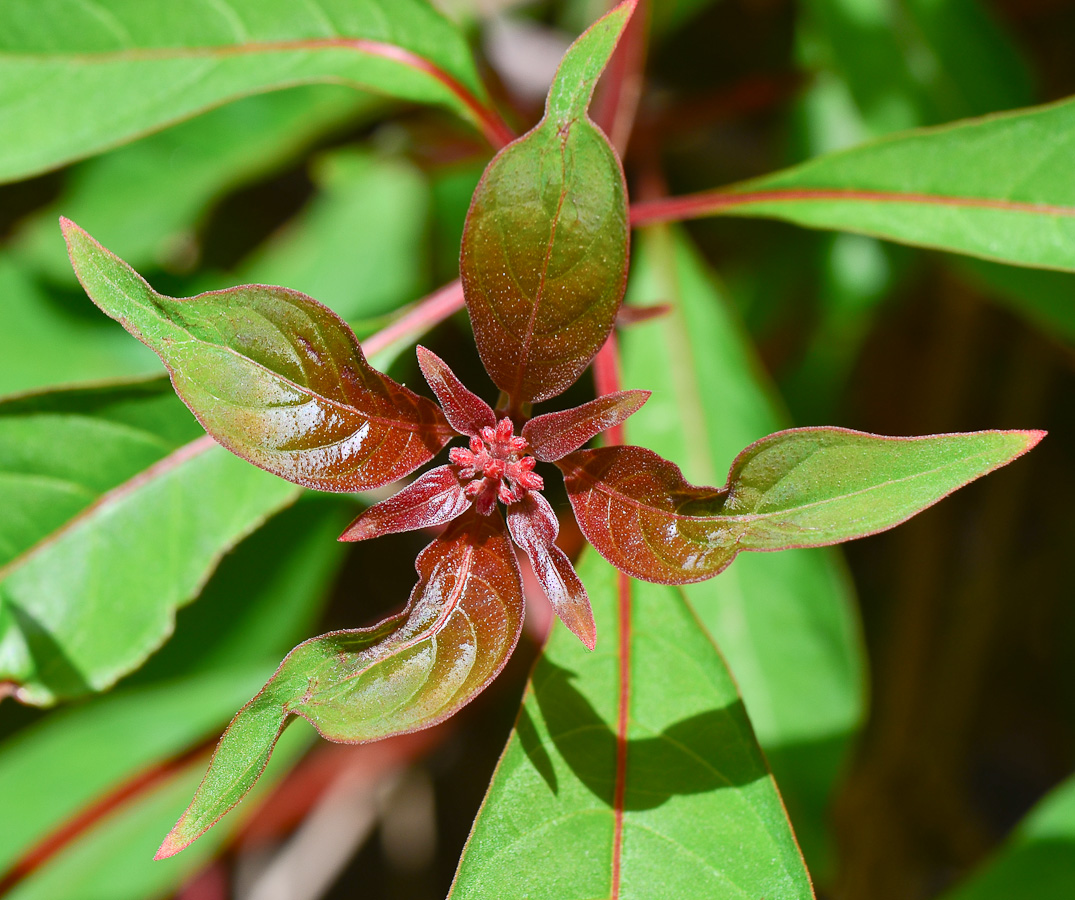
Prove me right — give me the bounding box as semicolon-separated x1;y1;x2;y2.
158;507;524;859
338;465;470;542
522;390;649;461
63;220;454;493
460;1;633;405
0;0;510;184
561;428;1043;584
631;96;1075;272
0;380;300;707
450;549;813;899
506;493;595;650
416;345;495;437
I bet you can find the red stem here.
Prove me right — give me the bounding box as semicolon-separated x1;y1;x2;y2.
591;0;649;157
592;331;625;445
362;279;465;359
629;186;1075;226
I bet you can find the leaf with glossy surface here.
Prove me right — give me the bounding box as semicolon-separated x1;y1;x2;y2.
64;221;453;492
562;429;1042;584
632;97;1075;272
339;465;470;541
159;508;524;857
506;493;595;649
0;0;503;183
522;390;649;461
450;549;813;899
460;1;632;404
620;225;864;869
0;379;300;706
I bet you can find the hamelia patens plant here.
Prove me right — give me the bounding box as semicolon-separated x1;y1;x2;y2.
57;0;1042;864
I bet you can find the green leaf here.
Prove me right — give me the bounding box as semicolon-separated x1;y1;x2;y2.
0;497;350;895
939;775;1075;900
63;221;453;492
0;379;301;705
460;1;632;404
160;507;524;857
450;549;813;899
632;97;1075;272
619;225;864;870
0;0;503;183
562;428;1043;582
12;85;374;285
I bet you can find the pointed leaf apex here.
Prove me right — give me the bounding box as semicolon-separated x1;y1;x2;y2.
153;827;187;861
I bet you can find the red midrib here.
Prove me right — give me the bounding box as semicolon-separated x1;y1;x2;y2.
629;186;1075;225
610;568;632;898
19;37;513;150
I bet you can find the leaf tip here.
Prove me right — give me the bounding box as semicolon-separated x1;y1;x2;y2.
153;826;187;861
1022;428;1047;450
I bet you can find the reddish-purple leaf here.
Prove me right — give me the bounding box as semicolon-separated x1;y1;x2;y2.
416;345;496;437
63;220;453;492
522;390;650;461
507;493;595;649
459;2;634;405
560;428;1043;584
157;508;523;859
339;465;471;541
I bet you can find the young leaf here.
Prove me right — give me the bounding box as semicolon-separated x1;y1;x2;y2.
621;225;866;871
416;346;496;437
506;493;595;649
159;508;524;858
339;464;470;541
561;429;1043;584
522;390;649;461
631;97;1075;272
450;549;813;899
63;221;454;493
0;380;300;706
0;0;509;184
460;1;633;405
